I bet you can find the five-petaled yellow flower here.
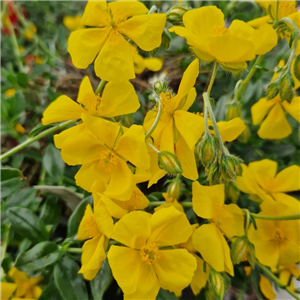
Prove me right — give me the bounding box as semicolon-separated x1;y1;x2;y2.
68;0;166;81
107;207;197;300
169;6;277;70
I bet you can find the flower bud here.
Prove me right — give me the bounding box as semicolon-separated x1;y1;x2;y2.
161;29;171;50
225;181;240;203
221;154;242;181
158;151;182;174
209;270;229;300
293;55;300;82
279;73;294;103
225;101;242;121
167;177;181;200
154;81;167;95
196;133;217;168
207;161;221;185
266;81;279;100
231;236;249;265
238;125;250;144
166;4;191;25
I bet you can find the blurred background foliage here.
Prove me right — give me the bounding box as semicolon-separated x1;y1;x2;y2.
1;1;299;300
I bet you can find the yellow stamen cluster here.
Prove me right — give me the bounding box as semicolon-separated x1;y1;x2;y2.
212;202;234;230
211;25;230;36
272;228;285;242
83;93;104;116
99;150;119;172
84;216;99;239
140;242;161;265
155;92;174;120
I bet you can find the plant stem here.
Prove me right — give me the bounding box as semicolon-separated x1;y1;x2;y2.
5;11;23;71
148;201;167;207
65;247;82;254
146;142;160;154
250;212;300;221
203;92;223;148
145;100;162;140
0;120;77;161
244;209;251;236
256;260;300;300
95;80;106;94
207;61;218;96
234;55;264;101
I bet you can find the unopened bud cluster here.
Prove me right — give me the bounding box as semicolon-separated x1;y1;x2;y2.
154;81;167;95
166;3;191;25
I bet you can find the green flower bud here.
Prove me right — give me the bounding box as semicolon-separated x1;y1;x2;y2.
166;4;191;25
167;177;181;199
266;81;279;100
209;270;229;300
279;73;295;103
161;29;171;50
154;81;167;94
238;125;250;144
225;181;240;203
196;133;217;168
207;161;221;185
231;236;249;265
158;151;182;174
225;101;242;121
221;154;243;181
293;55;300;82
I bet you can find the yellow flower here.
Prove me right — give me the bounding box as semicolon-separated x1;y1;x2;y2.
34;56;43;65
169;6;277;69
248;201;300;267
131;45;163;74
5;88;16;98
15;123;25;134
236;159;300;204
6;267;42;299
192;182;245;275
1;282;17;300
23;24;37;41
42;76;140;125
77;203;108;280
68;1;166;81
145;59;204;184
107;207;197;299
55;115;150;200
63;15;84;31
154;192;184;213
259;275;276;300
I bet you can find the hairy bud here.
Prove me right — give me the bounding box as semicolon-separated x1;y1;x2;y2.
158;151;182;174
196;133;217;168
209;270;229;300
293;55;300;82
225;101;242;121
279;73;294;103
225;181;240;203
167;4;191;25
266;81;279;100
167;177;181;200
154;81;167;95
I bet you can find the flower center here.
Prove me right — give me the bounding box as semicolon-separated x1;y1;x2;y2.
211;25;230;36
84;216;99;239
278;1;297;18
273;228;285;242
99;150;119;172
82;93;104;116
140;242;161;265
156;92;174;120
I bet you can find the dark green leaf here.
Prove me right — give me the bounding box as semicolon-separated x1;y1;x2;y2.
54;256;88;300
5;188;36;209
39;280;62;300
67;196;93;238
8;207;49;243
1;168;25;198
42;144;65;181
17;72;29;88
157;289;178;300
40;197;62;233
91;259;113;300
29;123;55;138
15;241;65;272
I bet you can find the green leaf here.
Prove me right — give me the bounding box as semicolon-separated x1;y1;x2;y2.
17;72;29;88
40;197;62;233
157;289;178;300
29;123;55;138
54;256;88;300
1;168;25;198
43;144;65;181
8;207;49;243
5;188;36;209
39;281;62;300
67;196;93;238
15;241;65;273
91;259;113;300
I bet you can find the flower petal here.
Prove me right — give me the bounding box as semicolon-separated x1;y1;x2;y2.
54;124;87;149
278;240;300;266
251;97;276;125
273;165;300;193
174;110;204;150
148;206;192;246
144;58;163;72
81;1;109;27
94;198;114;238
192;224;234;275
102;81;140;118
115;125;150;169
117;14;166;51
108;1;148;20
78;234;106;280
1;282;17;300
258;103;292;139
77;76;96;108
260;275;276;300
68;28;109;69
111;211;151;249
282;97;300;123
190;255;210;296
42;95;85;125
77;204;100;240
153;249;197;293
248;159;277;187
217;117;246;142
95;31;135;81
108;246;142;294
